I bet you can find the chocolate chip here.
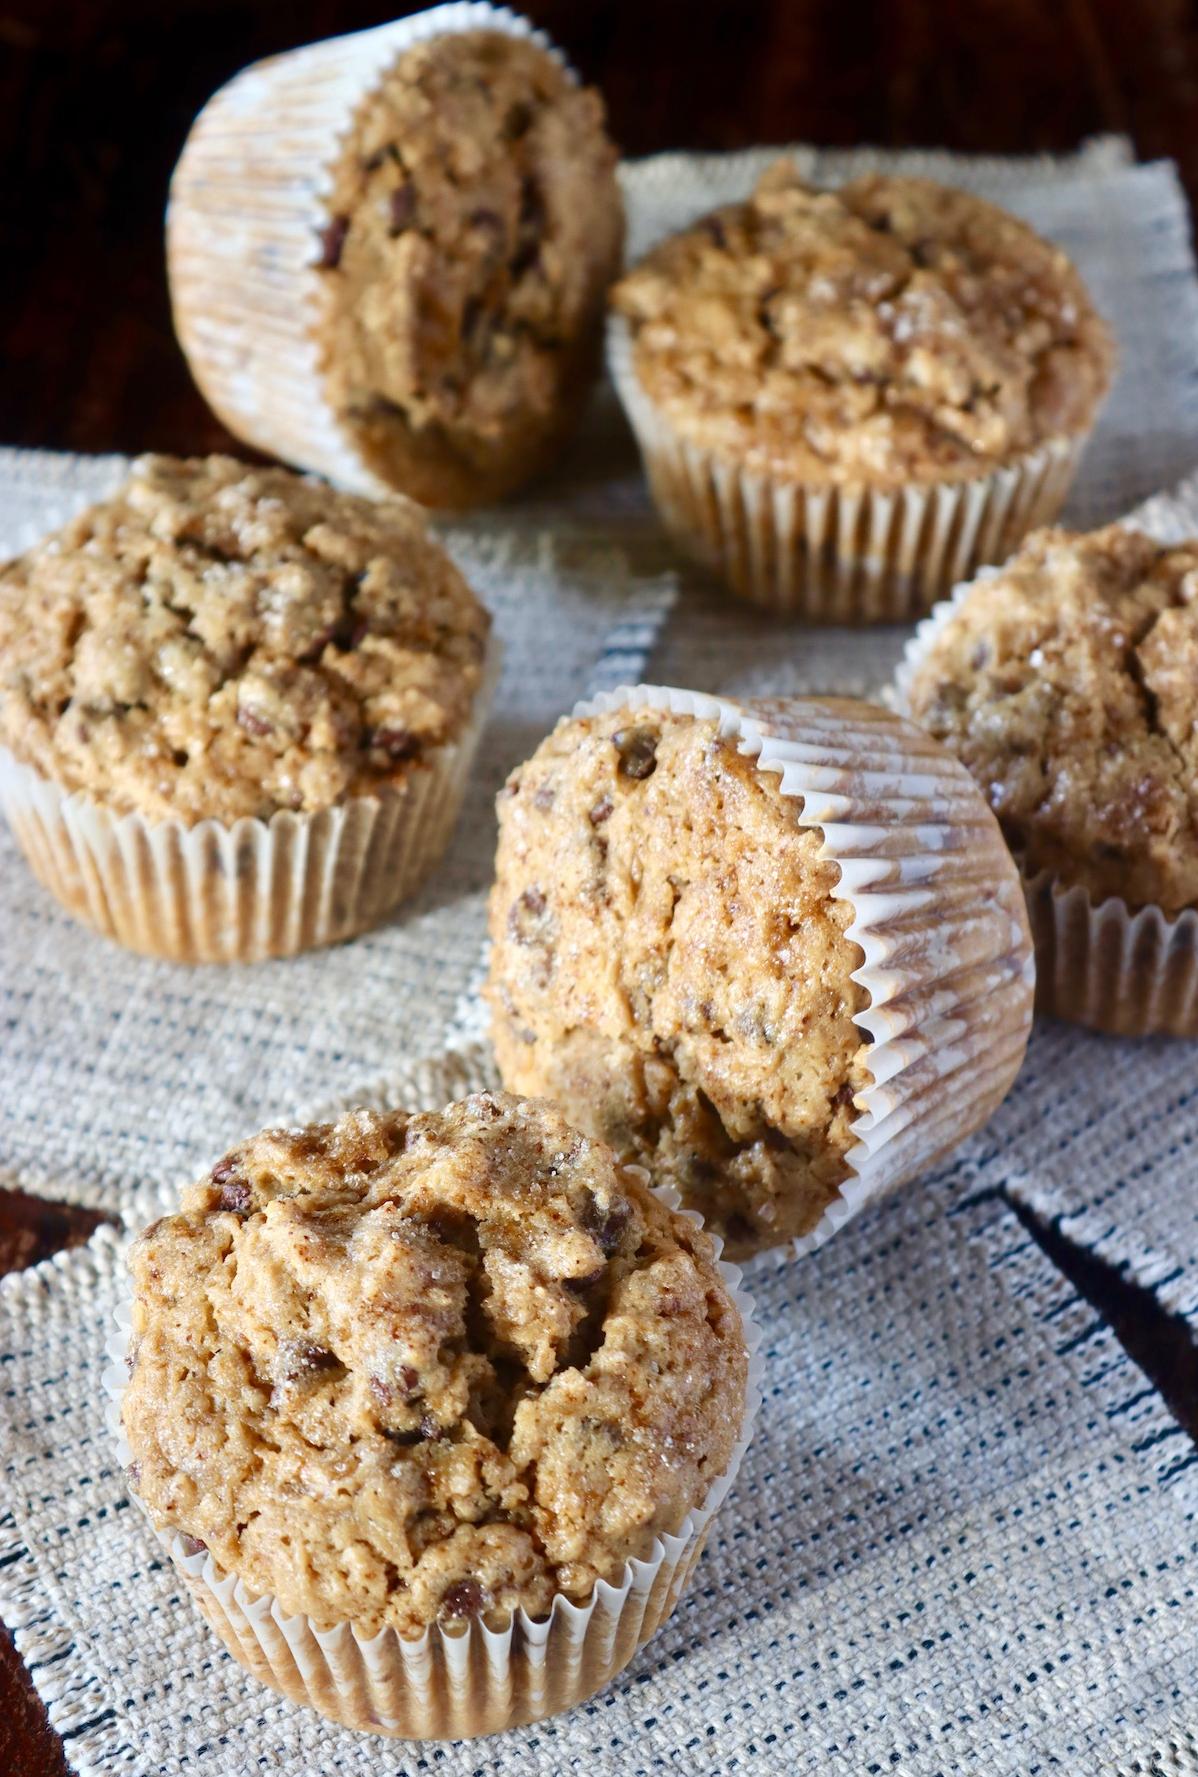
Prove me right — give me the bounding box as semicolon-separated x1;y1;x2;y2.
533;783;555;812
508;886;550;945
703;215;728;250
588;795;613;826
388;184;416;234
724;1212;756;1249
281;1340;341;1383
316;213;349;270
612;725;658;781
518;176;545;233
179;1534;207;1557
440;1578;486;1620
383;1426;423;1447
237;706;272;739
503;100;532;140
369;725;419;762
566;1267;605;1293
581;1193;630;1256
832;1081;858;1114
216;1179;251;1214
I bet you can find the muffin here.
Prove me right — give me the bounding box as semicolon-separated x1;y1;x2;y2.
897;523;1198;1035
114;1091;757;1737
0;454;495;962
169;11;624;508
609;162;1114;620
486;685;1035;1260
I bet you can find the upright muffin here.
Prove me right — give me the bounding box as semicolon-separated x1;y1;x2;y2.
0;454;494;961
487;686;1035;1259
897;523;1198;1034
609;163;1114;619
117;1092;756;1736
169;13;624;508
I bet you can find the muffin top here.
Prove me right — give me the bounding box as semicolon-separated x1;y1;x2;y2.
612;163;1113;487
903;523;1198;912
121;1092;748;1636
317;30;624;506
486;707;873;1258
0;454;490;823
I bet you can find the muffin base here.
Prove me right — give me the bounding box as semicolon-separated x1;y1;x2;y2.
167;6;582;505
565;685;1036;1255
102;1165;763;1738
0;640;498;964
1024;868;1198;1037
607;316;1088;623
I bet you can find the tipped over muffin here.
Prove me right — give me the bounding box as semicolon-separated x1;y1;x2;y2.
118;1091;753;1733
0;454;494;960
487;687;1035;1258
609;163;1113;618
170;19;624;507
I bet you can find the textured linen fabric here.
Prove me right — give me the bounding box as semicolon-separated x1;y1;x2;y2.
2;139;1198;1774
2;1046;1198;1777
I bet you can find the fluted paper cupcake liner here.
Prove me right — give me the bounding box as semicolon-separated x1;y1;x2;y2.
101;1129;764;1739
607;315;1087;623
894;581;1198;1035
168;6;570;499
574;683;1036;1254
0;639;498;964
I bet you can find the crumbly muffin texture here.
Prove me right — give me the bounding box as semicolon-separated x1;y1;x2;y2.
0;454;490;823
317;30;623;507
905;524;1198;914
121;1092;747;1637
612;163;1113;487
486;710;873;1258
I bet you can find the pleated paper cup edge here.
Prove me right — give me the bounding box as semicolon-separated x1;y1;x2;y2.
0;635;499;963
99;1063;763;1737
606;313;1089;622
168;6;575;495
571;682;1035;1258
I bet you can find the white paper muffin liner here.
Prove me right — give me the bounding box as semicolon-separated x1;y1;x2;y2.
893;573;1198;1036
607;315;1088;623
167;6;572;500
571;684;1036;1255
0;638;498;964
101;1058;764;1739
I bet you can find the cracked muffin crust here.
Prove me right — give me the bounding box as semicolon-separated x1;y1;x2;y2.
486;710;874;1259
904;524;1198;914
121;1092;748;1638
611;162;1113;488
0;454;490;824
316;30;623;507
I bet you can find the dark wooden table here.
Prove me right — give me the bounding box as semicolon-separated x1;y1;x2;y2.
4;1;1198;1769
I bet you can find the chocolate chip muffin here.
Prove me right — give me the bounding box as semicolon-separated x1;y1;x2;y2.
315;30;623;507
0;455;494;959
121;1092;750;1640
608;162;1113;617
902;524;1198;913
169;22;623;509
487;706;874;1257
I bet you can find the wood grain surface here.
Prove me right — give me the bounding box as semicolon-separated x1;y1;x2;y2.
2;1;1197;1769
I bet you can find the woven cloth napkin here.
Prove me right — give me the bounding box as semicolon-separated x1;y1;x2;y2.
4;139;1198;1775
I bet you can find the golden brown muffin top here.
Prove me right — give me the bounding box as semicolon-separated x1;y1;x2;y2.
612;164;1113;487
121;1091;748;1636
0;454;490;823
904;523;1198;912
486;709;873;1258
317;30;623;504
